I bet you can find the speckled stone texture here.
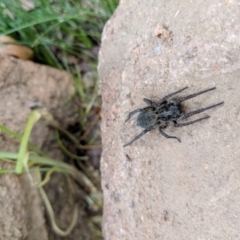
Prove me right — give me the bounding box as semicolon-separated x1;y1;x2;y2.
98;0;240;239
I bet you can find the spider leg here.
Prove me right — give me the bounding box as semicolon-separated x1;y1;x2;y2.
177;87;216;103
125;109;143;122
143;98;159;108
159;128;181;142
143;98;154;106
123;126;154;147
125;105;155;122
158;86;188;104
174;116;210;127
183;102;224;119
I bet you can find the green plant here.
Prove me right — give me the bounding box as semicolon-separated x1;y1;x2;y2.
0;0;118;68
0;110;102;236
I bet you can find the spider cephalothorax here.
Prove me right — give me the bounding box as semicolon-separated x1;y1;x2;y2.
123;87;224;147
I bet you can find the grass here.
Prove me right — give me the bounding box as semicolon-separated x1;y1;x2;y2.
0;0;118;68
0;113;83;236
0;0;118;238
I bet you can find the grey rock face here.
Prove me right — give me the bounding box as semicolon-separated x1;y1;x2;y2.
99;1;240;239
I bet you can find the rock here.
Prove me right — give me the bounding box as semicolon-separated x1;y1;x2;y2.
0;55;74;240
98;1;240;239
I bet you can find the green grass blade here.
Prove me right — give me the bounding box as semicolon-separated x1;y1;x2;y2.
0;125;46;156
16;111;41;174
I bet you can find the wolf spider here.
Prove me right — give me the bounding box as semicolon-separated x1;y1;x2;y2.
123;87;224;147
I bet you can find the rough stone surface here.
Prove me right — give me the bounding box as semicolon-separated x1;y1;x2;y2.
0;55;74;240
98;0;240;239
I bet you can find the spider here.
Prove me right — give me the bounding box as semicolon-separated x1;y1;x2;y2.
123;86;224;147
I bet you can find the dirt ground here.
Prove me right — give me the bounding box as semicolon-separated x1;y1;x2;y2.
99;0;240;239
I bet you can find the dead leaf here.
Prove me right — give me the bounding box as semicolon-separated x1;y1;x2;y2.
0;36;34;60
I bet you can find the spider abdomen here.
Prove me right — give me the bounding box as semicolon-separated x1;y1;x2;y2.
137;110;158;129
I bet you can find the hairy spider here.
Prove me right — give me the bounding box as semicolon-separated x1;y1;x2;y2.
123;87;224;147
